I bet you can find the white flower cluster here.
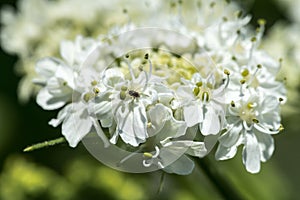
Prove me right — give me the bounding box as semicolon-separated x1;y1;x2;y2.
2;0;286;174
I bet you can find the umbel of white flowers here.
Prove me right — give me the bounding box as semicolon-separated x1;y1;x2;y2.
29;0;286;174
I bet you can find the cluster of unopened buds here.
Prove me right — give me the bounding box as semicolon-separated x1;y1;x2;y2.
3;0;286;175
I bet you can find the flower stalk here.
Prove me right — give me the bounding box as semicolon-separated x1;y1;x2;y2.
194;156;244;200
23;137;66;152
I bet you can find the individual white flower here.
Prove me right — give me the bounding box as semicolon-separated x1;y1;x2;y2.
34;57;75;110
174;71;229;136
34;36;95;110
215;91;283;173
92;54;171;147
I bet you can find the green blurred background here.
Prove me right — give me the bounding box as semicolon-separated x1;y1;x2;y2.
0;0;299;199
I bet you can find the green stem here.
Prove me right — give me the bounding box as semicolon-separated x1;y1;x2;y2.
23;137;67;152
194;157;244;200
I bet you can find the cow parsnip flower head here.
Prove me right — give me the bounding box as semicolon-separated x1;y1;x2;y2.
3;0;286;174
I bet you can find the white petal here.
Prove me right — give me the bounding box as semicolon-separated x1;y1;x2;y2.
60;40;75;66
147;104;169;137
215;144;237;160
35;58;59;79
255;131;274;162
116;103;147;146
242;133;261;173
176;85;194;99
92;100;112;117
36;88;68;110
154;115;187;141
48;104;72;127
162;140;207;158
218;123;243;147
133;103;148;140
184;104;202;127
62;103;92;147
254;123;279;135
200;106;220;135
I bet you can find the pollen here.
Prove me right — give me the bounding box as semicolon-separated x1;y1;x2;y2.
91;80;98;86
279;97;284;102
120;91;127;100
224;69;230;75
251;37;257;42
231;101;235;107
143;152;153;158
93;87;100;94
147;122;152;128
121;85;128;91
193;87;200;96
83;92;94;102
241;69;249;77
196;81;203;87
247;102;256;109
257;18;266;26
240;79;246;84
278;124;284;131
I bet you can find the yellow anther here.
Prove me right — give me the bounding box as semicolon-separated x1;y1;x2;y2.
147;122;152;128
279;97;284;102
121;85;128;91
240;79;246;84
236;10;243;18
278;124;284;131
222;16;228;22
230;101;235;107
83;92;94;102
207;83;213;89
143;152;153;158
257;64;262;69
91;80;98;86
144;53;149;60
252;118;259;123
196;81;203;87
232;56;237;61
62;81;68;86
251;37;257;42
247;102;255;109
257;18;266;26
193;87;200;96
93;87;100;94
120;91;127;100
224;69;230;75
241;69;249;77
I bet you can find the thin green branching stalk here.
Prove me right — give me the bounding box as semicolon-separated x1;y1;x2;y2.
194;157;244;200
23;137;67;152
